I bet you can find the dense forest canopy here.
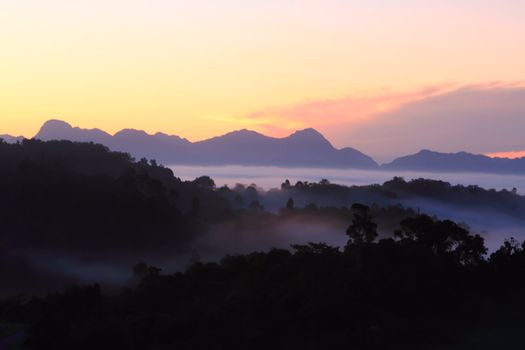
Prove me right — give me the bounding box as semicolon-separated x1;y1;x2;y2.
2;205;525;349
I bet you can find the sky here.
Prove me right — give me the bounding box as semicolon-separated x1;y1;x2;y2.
1;0;524;160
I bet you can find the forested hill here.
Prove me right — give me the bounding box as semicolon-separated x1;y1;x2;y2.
0;139;231;294
0;138;231;219
4;207;525;349
223;177;525;221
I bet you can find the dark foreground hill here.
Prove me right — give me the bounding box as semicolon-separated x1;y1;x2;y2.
3;207;525;350
34;119;378;169
0;139;232;295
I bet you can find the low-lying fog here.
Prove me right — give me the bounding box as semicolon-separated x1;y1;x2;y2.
170;164;525;253
6;166;525;293
169;165;525;194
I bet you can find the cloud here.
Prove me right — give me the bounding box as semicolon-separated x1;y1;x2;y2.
241;82;525;162
351;83;525;161
241;85;451;138
487;150;525;159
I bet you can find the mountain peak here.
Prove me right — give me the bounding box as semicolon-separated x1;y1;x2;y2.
39;119;73;132
414;149;479;158
229;129;265;137
36;120;74;140
287;128;333;149
294;127;322;135
417;149;434;154
36;119;111;142
291;128;327;140
202;129;267;143
114;129;149;137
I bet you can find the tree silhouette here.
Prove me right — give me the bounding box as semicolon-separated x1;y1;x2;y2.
249;200;264;211
281;179;291;189
192;175;216;189
395;215;487;265
133;262;149;278
346;203;378;245
191;196;200;216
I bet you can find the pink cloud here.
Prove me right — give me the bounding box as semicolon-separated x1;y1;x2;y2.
242;85;453;137
241;82;525;162
487;150;525;159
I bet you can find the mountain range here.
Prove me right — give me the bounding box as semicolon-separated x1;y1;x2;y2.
27;120;378;169
382;149;525;174
0;134;23;144
1;119;524;174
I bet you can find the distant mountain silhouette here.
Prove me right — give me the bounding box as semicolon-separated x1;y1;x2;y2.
37;119;112;144
0;134;23;143
384;149;525;174
25;120;525;173
34;120;378;169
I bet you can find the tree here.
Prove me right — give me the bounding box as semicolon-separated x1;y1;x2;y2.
192;175;216;189
319;179;330;186
186;249;201;270
249;200;264;211
133;262;149;278
148;266;162;276
286;197;294;210
291;242;339;256
396;215;487;265
191;196;200;216
490;237;522;264
346;203;378;245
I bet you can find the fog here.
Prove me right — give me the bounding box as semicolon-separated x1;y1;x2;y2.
171;164;525;251
4;165;525;293
169;165;525;194
400;198;525;251
15;217;351;287
192;217;348;263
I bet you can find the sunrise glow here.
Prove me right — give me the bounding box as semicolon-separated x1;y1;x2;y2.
487;150;525;159
1;0;524;156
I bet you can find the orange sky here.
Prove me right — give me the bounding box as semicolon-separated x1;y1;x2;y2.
487;151;525;159
1;1;524;154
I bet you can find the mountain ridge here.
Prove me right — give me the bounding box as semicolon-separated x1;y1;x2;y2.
0;134;24;143
3;119;525;173
32;120;378;169
383;149;525;174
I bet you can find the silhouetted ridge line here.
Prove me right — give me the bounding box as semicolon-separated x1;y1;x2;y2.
33;119;378;169
17;119;525;173
384;149;525;174
0;134;23;143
